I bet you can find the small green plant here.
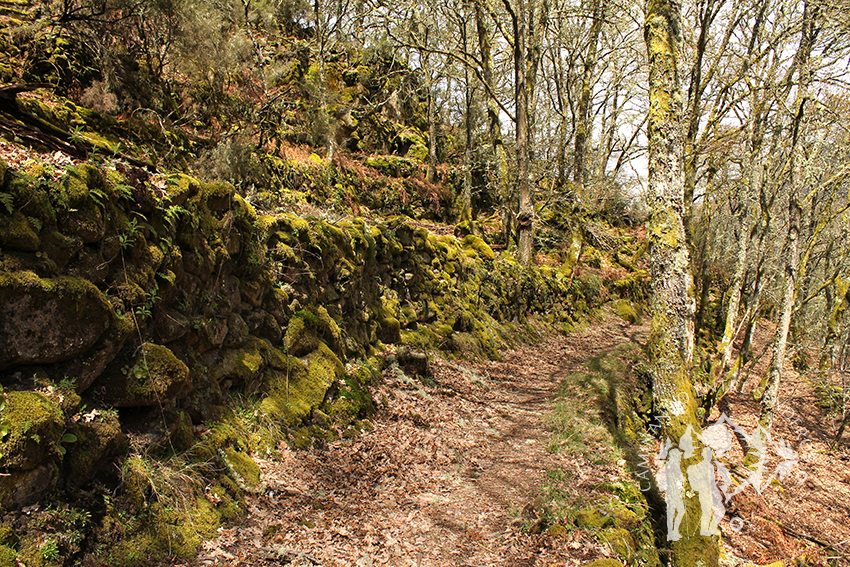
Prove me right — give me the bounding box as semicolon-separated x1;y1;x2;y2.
28;216;43;232
58;432;78;455
40;537;60;561
164;204;187;227
135;282;159;320
120;218;140;249
113;183;134;200
0;192;14;214
68;125;87;145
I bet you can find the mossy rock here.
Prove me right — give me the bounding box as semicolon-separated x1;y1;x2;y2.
461;234;495;261
0;271;114;369
377;314;401;344
600;527;636;560
58;198;104;243
0;391;65;470
201;181;235;212
610;270;649;302
206;336;269;387
0;211;40;251
223;448;261;490
259;341;344;426
0;461;61;510
39;229;83;270
94;343;190;407
283;315;319;356
165;173;201;206
614;299;642;325
3;172;55;225
575;508;614;530
285;306;343;355
364;155;417;177
146;496;220;559
63;412;126;489
584;560;623;567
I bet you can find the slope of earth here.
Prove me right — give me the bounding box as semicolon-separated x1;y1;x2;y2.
191;310;655;567
710;320;850;565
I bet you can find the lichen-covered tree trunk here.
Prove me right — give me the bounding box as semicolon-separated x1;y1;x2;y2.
475;0;512;245
645;0;718;563
427;84;437;185
507;0;534;266
756;0;817;433
709;160;759;403
461;0;474;223
757;198;800;430
574;0;603;199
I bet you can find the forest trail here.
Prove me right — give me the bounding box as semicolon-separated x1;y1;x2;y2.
195;311;643;567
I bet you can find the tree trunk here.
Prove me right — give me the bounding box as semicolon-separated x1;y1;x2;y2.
574;0;603;201
507;0;533;266
645;0;718;562
427;84;437;184
461;2;474;223
475;0;511;245
756;0;817;433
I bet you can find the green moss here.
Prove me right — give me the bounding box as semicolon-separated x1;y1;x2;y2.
201;181;235;211
610;271;649;302
39;229;82;268
124;343;189;405
3;175;54;225
0;523;14;546
151;496;220;558
208;336;269;386
260;342;343;426
461;234;495;261
0;545;14;567
614;299;642;325
255;215;277;239
223;448;261;489
0;211;40;251
208;484;242;520
574;508;614;530
165;173;200;205
102;532;161;567
284;315;315;355
364;155;417;177
584;559;623;567
599;527;636;560
289;427;313;449
189;421;239;463
0;391;65;470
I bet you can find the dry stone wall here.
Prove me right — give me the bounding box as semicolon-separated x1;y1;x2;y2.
0;157;587;514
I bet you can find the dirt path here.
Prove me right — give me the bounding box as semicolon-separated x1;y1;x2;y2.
196;315;640;567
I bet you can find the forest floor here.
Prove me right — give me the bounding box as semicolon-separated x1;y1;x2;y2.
191;309;850;567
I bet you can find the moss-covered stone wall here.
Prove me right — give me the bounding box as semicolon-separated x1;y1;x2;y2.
0;155;591;564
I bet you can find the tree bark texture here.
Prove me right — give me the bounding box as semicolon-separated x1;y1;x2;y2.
475;0;512;244
645;0;719;563
757;0;817;433
574;0;603;200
